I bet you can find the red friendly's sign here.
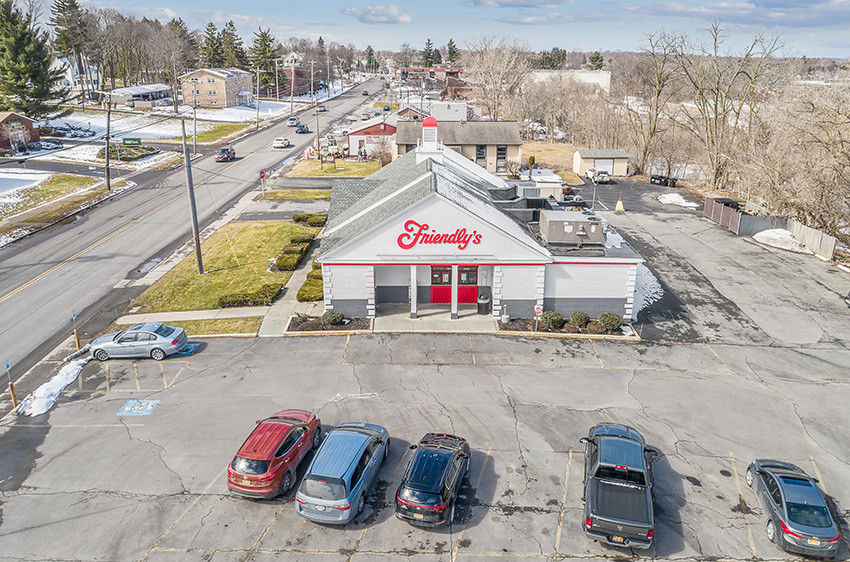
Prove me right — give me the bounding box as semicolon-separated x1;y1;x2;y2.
397;220;482;250
259;170;265;179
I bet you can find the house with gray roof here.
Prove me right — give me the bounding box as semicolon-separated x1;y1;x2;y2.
573;148;630;177
319;118;643;321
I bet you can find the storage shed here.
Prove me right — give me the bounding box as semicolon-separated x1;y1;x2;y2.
573;149;630;177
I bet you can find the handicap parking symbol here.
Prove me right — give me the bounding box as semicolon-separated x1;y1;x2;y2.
116;399;160;416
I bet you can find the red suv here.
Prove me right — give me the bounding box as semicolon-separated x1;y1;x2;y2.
227;409;322;498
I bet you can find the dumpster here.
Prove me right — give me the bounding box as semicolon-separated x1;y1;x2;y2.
477;294;491;315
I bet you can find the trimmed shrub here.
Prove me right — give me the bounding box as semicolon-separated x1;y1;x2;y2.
294;312;310;323
540;311;564;330
283;242;309;255
298;319;323;331
290;233;315;243
570;311;590;328
586;320;606;334
312;261;322;270
561;323;581;334
598;313;623;332
218;283;284;307
322;310;345;325
306;269;323;280
305;215;327;227
297;277;324;302
292;213;310;222
97;144;158;162
275;253;301;271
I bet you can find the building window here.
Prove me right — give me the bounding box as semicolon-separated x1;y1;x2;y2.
207;77;215;83
211;100;217;105
496;145;507;172
475;145;486;166
458;266;477;285
208;90;216;95
431;266;451;285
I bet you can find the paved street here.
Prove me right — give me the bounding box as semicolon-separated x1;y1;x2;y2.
0;78;382;383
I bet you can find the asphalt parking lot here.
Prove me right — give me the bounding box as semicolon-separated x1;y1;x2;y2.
1;332;849;561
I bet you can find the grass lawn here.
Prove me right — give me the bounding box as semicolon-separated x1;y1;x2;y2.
524;142;585;170
103;317;263;337
556;170;584;185
286;158;381;177
1;173;99;221
262;189;332;200
195;122;250;143
130;221;318;313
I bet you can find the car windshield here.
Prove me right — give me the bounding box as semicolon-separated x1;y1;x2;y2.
113;330;126;341
301;476;346;500
399;487;442;506
787;503;832;528
595;465;646;486
154;324;175;337
217;148;229;154
231;456;270;475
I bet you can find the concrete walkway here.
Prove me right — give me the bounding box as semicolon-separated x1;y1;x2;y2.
257;243;323;336
373;304;497;333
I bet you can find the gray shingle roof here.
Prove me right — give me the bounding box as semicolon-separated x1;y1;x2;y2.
575;149;630;159
396;121;521;146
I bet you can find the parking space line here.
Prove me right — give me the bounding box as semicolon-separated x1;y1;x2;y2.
451;447;492;562
168;362;188;388
138;464;228;562
133;363;140;391
346;448;411;562
242;502;288;562
159;363;167;390
704;343;733;373
588;340;604;368
554;449;572;556
729;453;758;560
469;335;477;366
105;364;110;391
343;335;351;363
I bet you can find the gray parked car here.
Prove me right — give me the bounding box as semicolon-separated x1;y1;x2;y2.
90;322;188;361
295;422;389;525
747;460;840;559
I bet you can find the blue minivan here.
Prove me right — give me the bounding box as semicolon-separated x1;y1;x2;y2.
295;422;390;524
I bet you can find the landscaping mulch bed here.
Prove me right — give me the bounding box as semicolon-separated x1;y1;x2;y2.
497;318;632;336
286;317;371;332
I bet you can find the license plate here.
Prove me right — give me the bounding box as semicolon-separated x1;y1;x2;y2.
315;505;326;511
241;479;251;485
413;513;424;519
612;536;625;544
807;538;820;546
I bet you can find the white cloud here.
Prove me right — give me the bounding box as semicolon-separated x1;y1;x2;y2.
341;3;412;24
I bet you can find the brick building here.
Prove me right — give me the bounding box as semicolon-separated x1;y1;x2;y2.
180;68;253;108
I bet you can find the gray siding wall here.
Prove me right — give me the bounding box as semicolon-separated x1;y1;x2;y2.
498;299;538;319
376;286;407;303
543;297;627;319
329;299;368;317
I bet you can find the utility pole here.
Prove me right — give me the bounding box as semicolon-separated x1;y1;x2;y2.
181;118;203;275
105;94;112;190
326;57;331;95
255;67;260;130
288;63;295;116
190;78;198;154
275;59;280;102
308;60;316;106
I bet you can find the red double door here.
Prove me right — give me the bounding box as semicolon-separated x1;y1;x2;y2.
430;266;478;303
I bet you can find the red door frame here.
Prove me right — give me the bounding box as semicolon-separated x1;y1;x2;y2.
430;266;478;304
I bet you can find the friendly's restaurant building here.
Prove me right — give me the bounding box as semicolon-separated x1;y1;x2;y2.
317;118;643;321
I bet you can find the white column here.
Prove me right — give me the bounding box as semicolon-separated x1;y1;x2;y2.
410;264;418;318
366;266;375;318
451;264;459;319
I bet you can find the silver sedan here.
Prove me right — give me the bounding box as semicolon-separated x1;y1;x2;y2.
90;322;188;361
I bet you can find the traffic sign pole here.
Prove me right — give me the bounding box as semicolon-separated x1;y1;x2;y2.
534;304;543;332
72;312;80;350
5;362;17;408
260;170;266;198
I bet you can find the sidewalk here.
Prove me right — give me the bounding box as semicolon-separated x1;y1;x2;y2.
257;243;323;336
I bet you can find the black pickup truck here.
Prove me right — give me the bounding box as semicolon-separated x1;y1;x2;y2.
581;423;659;550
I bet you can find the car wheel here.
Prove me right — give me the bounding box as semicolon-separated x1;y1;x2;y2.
279;470;293;495
150;348;166;361
312;427;322;449
357;494;365;514
745;467;754;488
767;520;776;543
93;349;109;361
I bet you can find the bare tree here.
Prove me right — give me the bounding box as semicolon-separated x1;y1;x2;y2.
397;43;416;67
464;35;531;121
671;22;782;191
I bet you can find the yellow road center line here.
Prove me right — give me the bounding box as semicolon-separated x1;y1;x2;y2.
451;447;492;562
139;464;228;561
729;452;758;559
554;449;572;556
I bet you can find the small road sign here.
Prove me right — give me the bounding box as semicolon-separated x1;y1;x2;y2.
122;138;141;146
259;170;265;179
534;304;543;316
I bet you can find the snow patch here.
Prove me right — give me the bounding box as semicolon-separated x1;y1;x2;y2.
604;228;624;249
15;358;89;416
0;170;53;201
633;263;663;314
753;229;813;254
658;193;699;209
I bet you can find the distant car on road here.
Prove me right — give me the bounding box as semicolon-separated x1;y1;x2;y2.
383;104;390;111
747;460;840;559
295;422;389;525
273;137;292;149
90;322;188;361
361;112;370;120
287;116;300;127
395;433;470;527
373;111;382;118
316;105;327;112
362;90;369;96
214;146;235;162
228;409;322;499
295;124;310;134
585;168;610;184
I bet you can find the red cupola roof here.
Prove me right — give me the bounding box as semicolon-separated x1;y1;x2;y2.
422;116;438;128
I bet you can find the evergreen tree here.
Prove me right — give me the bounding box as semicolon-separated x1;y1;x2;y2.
588;50;604;70
199;22;223;67
446;39;459;65
0;0;69;119
432;47;442;65
421;38;433;66
49;0;86;59
250;27;277;86
220;20;248;69
364;45;376;72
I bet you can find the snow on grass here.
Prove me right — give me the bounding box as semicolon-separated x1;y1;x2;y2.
15;358;89;416
633;263;664;314
658;193;700;209
32;143;177;170
50;112;219;140
0;170;53;202
753;229;813;254
604;227;624;249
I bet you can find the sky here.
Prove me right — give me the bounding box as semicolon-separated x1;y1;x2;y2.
81;0;850;58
